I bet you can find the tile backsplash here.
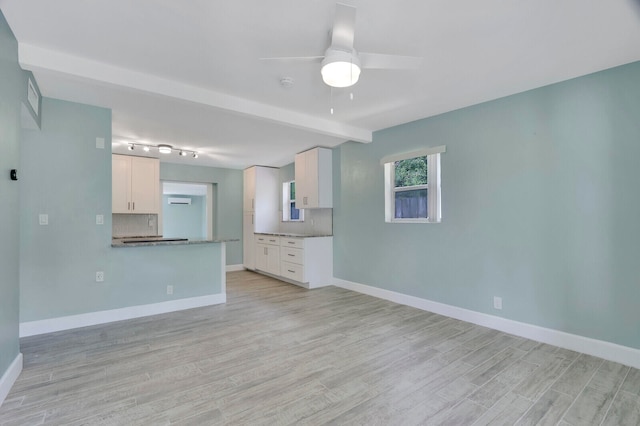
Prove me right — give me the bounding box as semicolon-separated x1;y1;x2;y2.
113;214;158;237
278;208;333;236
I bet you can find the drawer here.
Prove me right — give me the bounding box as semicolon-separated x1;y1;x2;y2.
255;234;280;245
281;261;304;283
281;247;304;265
280;237;304;249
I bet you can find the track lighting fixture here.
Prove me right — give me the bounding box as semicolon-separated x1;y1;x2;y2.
123;142;199;159
158;144;172;154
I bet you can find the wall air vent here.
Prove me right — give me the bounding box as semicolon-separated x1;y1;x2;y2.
168;197;191;205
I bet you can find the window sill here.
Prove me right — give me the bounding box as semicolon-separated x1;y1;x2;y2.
386;218;440;224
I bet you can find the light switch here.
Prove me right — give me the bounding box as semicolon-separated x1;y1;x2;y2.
96;214;104;225
39;214;48;225
96;137;105;149
493;296;503;310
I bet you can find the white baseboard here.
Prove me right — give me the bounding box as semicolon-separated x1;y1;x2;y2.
0;353;23;408
333;278;640;370
20;293;226;338
226;264;245;272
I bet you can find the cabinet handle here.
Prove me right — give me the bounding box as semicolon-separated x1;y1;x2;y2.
288;254;295;257
252;214;254;225
269;239;276;243
287;269;295;273
128;202;130;210
132;202;135;211
252;199;254;209
288;242;295;244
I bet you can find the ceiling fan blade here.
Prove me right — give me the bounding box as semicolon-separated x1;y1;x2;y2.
259;56;324;62
359;52;423;70
331;3;356;50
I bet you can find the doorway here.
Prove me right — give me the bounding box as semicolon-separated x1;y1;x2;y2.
161;181;214;240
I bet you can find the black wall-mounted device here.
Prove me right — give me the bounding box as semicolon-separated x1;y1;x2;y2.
10;169;17;181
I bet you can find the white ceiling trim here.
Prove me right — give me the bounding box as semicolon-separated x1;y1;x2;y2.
18;43;372;144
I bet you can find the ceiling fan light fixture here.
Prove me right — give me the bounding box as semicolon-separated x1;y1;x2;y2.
321;49;361;88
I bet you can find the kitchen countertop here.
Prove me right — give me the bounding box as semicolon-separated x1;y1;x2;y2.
254;232;333;238
111;237;239;248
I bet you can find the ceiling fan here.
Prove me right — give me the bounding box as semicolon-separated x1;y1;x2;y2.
262;3;422;89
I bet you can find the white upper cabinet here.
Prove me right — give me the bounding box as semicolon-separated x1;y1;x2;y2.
243;166;279;232
294;147;332;209
112;155;159;214
243;166;256;211
112;155;131;213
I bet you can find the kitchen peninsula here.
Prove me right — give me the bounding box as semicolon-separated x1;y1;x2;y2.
111;237;237;247
21;237;238;337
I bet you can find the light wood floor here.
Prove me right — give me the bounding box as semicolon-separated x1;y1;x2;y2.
1;271;639;425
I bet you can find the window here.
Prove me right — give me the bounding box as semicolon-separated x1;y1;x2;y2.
382;145;445;223
283;181;304;222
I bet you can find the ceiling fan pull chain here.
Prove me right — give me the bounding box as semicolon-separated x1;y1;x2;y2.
330;87;334;115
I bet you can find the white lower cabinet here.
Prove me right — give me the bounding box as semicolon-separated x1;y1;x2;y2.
255;235;280;276
281;246;303;264
243;212;255;270
281;261;304;282
253;234;332;289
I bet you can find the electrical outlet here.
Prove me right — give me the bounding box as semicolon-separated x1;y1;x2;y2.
39;214;48;225
167;285;173;295
493;296;503;310
96;271;104;282
96;214;104;225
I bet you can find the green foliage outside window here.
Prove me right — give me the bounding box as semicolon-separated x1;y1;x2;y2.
394;156;427;187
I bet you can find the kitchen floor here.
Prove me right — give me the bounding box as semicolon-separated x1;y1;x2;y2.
1;271;639;425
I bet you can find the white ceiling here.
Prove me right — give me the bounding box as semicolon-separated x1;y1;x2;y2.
2;0;640;169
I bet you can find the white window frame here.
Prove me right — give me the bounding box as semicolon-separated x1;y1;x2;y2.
382;145;445;223
282;181;304;222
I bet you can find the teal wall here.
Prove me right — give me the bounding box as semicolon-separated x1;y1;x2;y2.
334;61;640;350
0;10;22;378
280;162;295;181
161;163;243;265
20;98;113;321
162;194;207;239
19;98;226;322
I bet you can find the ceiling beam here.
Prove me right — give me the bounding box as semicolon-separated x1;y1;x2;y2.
18;43;373;143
